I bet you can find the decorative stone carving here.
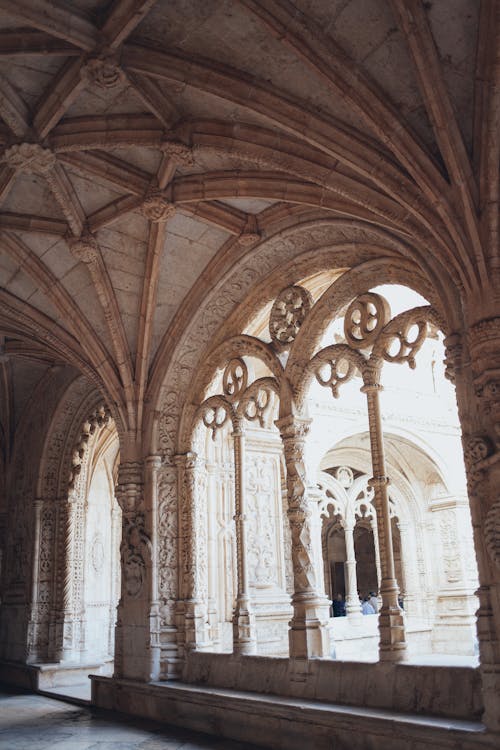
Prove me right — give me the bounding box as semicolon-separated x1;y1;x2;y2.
67;231;101;265
438;510;461;584
161;141;195;166
81;55;126;89
91;533;105;573
463;435;493;469
115;461;143;513
246;454;276;586
443;332;463;383
344;292;390;350
2;143;56;175
121;512;150;599
69;404;111;489
269;285;312;349
336;465;354;489
140;190;176;222
276;416;316;591
223;358;248;399
485;499;500;569
157;466;178;608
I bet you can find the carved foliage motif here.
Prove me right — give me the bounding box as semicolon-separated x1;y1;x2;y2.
246;454;277;586
438;510;461;583
157;466;178;615
485;499;500;569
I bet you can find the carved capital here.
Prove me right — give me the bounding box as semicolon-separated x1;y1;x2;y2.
140;190;176;222
3;143;56;175
468;318;500;384
116;460;144;513
81;54;125;89
67;231;101;264
276;414;312;444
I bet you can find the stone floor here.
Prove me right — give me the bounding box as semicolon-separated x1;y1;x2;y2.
0;686;261;750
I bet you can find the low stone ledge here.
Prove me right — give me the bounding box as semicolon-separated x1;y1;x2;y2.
0;658;112;690
90;676;494;750
182;652;483;721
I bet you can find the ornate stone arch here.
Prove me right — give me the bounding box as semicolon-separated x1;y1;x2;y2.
150;217;464;674
27;373;117;663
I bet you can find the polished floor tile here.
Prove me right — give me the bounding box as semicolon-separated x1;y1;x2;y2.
0;686;260;750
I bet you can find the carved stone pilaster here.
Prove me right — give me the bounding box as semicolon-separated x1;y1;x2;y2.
174;452;210;656
114;460;154;681
276;415;330;659
460;316;500;730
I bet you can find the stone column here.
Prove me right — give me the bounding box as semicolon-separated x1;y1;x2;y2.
231;427;257;654
397;522;418;618
144;455;162;679
370;516;382;599
343;521;363;623
447;322;500;730
174;452;210;655
206;460;220;647
361;382;407;661
276;415;331;659
108;505;121;658
114;460;153;681
51;494;85;663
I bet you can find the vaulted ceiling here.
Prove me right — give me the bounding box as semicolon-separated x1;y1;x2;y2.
0;0;498;443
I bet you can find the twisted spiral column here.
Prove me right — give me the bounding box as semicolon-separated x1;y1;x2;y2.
277;415;331;659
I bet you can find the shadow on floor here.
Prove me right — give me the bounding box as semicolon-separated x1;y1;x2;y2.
0;683;263;750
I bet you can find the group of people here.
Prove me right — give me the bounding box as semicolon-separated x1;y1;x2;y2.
332;591;379;617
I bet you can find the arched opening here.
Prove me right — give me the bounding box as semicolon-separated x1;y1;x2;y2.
80;421;120;669
176;264;479;678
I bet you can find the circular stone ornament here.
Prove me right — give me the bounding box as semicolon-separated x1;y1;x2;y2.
344;292;390;350
269;285;312;349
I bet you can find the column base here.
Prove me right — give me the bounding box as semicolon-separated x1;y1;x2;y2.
481;663;500;731
289;592;331;658
184;599;212;653
378;605;407;662
232;599;257;655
